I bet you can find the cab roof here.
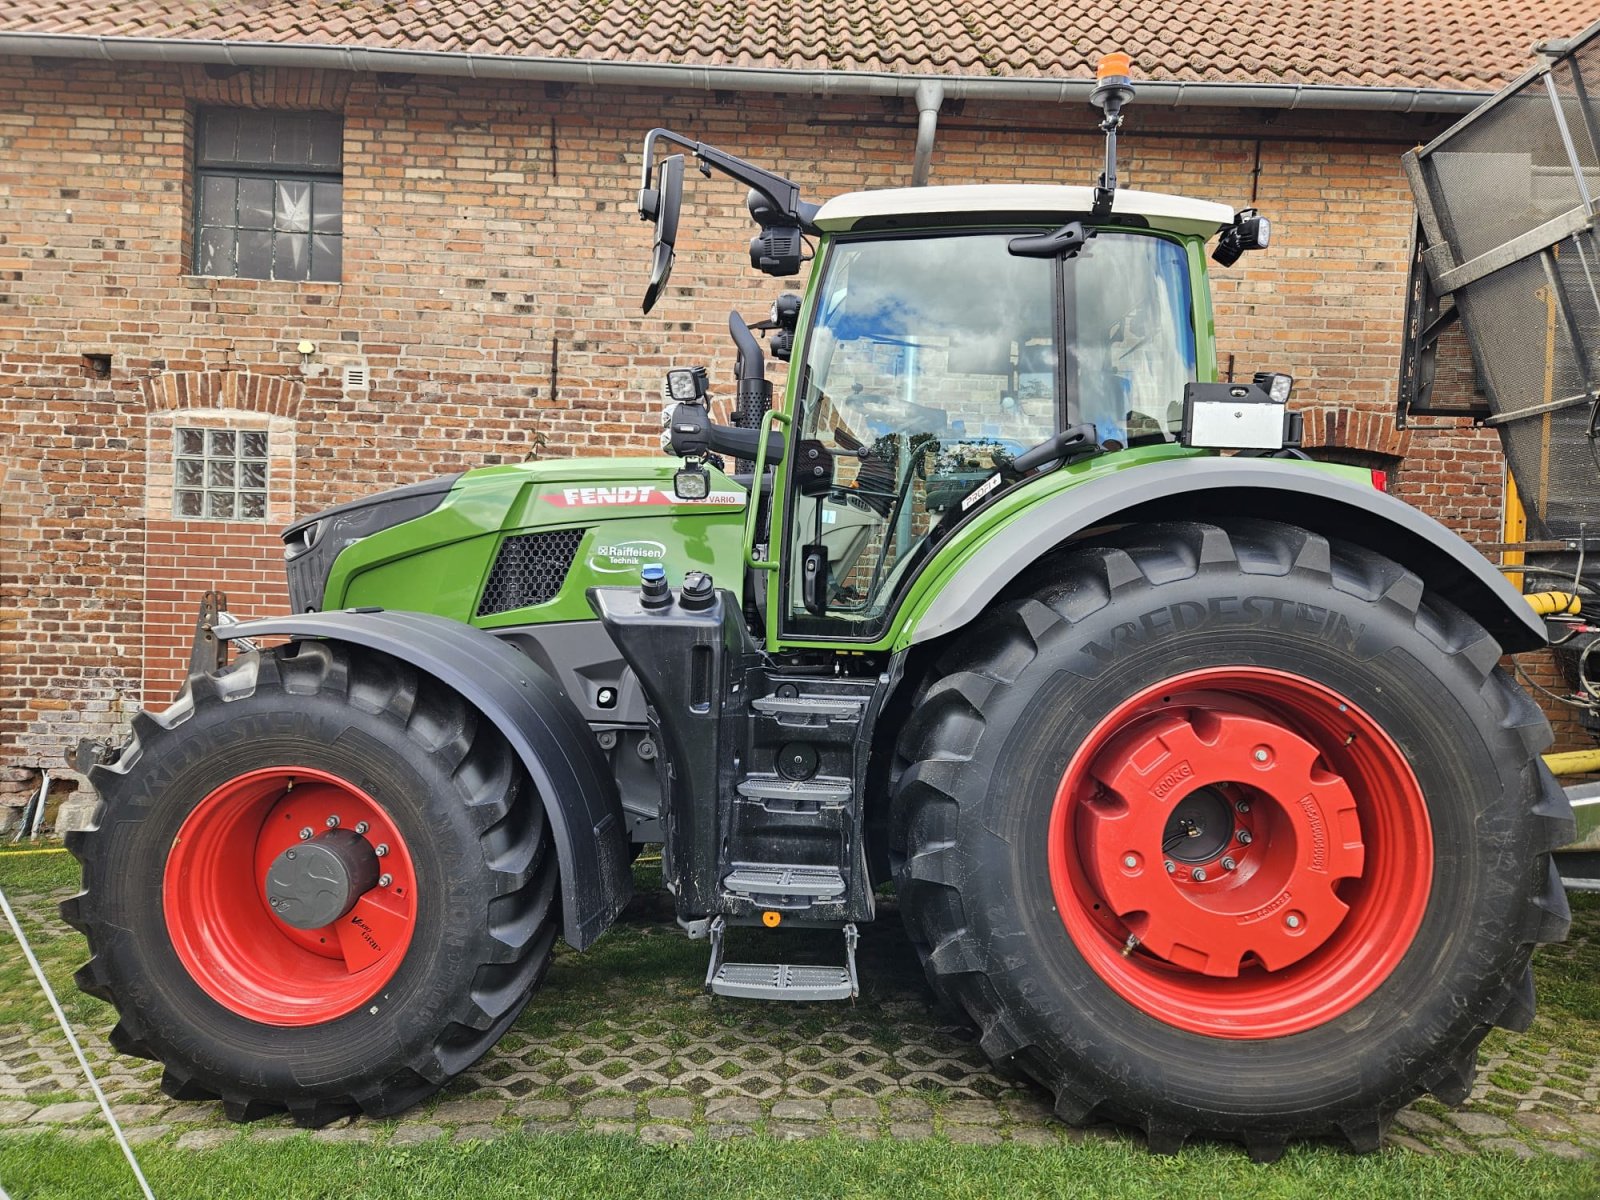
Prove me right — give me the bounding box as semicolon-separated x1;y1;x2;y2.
813;184;1235;238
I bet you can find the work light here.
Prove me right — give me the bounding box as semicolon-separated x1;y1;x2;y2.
665;366;709;403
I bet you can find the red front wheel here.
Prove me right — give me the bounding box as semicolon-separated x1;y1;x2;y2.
65;641;558;1128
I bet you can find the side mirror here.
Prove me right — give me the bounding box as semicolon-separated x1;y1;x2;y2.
641;154;685;313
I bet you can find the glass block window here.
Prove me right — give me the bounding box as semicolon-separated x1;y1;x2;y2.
175;428;271;520
194;109;343;281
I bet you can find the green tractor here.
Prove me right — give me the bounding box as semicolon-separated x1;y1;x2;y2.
67;60;1571;1157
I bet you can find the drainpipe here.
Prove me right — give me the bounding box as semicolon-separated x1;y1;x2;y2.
912;79;944;186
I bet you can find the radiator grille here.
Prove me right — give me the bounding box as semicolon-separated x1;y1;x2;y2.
477;529;584;616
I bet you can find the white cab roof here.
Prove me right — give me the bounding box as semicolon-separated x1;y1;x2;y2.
814;184;1235;238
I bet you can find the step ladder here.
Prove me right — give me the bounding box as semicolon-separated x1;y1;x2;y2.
703;916;859;1002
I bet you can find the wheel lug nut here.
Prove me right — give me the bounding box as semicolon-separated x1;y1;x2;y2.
1221;856;1237;871
1235;801;1251;814
354;821;369;835
1236;831;1253;845
298;826;313;841
1252;748;1269;763
1122;854;1138;869
1192;867;1207;882
325;815;340;828
1164;860;1175;874
374;843;389;857
1285;913;1303;930
378;873;393;889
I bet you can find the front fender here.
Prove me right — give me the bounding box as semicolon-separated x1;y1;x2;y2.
220;609;631;950
904;456;1545;653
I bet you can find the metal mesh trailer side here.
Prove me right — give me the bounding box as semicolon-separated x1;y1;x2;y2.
1404;20;1600;540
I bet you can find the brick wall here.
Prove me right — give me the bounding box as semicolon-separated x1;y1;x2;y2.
0;55;1583;789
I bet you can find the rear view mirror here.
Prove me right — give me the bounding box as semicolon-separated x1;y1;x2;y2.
641;154;685;313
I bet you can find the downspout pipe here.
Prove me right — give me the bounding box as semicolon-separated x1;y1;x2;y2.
911;79;943;186
0;33;1493;114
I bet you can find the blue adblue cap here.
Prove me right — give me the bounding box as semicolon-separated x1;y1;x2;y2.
641;564;666;581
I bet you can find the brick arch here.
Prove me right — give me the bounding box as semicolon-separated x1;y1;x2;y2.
140;371;304;419
182;66;351;112
1298;406;1411;461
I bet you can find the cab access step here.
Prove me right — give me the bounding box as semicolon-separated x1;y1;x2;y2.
703;916;860;1002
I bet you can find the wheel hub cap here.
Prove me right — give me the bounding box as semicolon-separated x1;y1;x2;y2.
265;829;381;931
1161;787;1234;864
1079;708;1365;976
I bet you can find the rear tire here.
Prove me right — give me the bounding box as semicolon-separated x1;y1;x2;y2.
890;519;1573;1157
63;641;556;1127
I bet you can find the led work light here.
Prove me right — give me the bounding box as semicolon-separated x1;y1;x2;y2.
665;366;709;403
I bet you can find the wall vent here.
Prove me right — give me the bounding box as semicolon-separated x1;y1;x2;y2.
342;364;369;391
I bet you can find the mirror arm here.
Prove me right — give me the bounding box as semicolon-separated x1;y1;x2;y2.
639;127;820;232
666;403;785;466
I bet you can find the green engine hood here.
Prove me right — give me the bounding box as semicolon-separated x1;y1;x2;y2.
317;456;750;626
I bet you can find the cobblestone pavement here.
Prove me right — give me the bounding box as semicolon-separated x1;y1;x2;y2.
2;882;1596;1159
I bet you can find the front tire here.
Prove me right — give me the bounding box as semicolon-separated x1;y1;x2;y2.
64;640;557;1127
890;520;1572;1157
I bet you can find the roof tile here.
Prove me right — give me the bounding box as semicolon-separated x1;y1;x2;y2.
0;0;1591;91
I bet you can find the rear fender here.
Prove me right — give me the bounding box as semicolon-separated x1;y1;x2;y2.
220;609;631;950
906;457;1545;653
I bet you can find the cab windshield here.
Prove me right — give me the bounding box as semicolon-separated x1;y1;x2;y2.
785;229;1196;638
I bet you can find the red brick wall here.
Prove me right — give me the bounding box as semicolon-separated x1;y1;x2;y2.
0;56;1585;787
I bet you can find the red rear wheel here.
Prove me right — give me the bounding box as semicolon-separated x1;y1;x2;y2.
890;520;1569;1153
164;765;419;1025
1047;667;1431;1038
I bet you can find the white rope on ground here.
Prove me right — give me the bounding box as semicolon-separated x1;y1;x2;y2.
0;883;156;1200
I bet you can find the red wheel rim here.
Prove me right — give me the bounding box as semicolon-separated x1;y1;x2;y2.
1047;667;1431;1038
164;766;418;1026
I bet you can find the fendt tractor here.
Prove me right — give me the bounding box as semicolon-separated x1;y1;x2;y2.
65;56;1575;1159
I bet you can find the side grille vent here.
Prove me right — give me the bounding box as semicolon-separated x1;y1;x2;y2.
477;529;584;616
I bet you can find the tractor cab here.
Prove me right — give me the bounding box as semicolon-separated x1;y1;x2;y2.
638;128;1265;646
780;187;1220;637
636;60;1291;653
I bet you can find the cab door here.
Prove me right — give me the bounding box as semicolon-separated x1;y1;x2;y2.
773;230;1061;644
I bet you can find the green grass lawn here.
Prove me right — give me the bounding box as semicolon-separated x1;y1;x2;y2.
1;844;1596;1200
2;1128;1597;1200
